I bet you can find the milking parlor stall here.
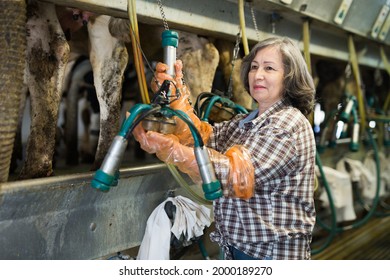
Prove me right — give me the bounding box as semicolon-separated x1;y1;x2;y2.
1;0;390;260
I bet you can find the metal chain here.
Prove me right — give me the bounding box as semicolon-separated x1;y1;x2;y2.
156;0;187;89
232;31;241;61
226;31;241;99
249;2;261;41
156;0;169;30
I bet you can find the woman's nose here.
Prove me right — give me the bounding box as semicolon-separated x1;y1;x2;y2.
254;69;264;80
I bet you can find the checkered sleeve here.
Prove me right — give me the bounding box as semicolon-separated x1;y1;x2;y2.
250;126;297;185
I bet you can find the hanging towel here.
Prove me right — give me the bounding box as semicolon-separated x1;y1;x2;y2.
336;157;375;201
137;197;174;260
137;195;211;260
317;165;356;222
363;151;390;199
171;196;211;242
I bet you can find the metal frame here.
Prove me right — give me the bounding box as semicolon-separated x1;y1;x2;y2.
0;164;179;259
2;0;388;259
42;0;390;68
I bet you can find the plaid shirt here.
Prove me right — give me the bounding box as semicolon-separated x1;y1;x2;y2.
208;99;316;260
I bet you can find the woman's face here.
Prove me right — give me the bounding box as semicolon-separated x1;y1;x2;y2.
248;46;285;109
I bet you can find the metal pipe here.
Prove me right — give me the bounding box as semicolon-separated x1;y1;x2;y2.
162;30;178;77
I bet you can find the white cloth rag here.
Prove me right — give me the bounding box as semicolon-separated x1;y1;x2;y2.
363;151;390;199
137;195;211;260
317;165;356;222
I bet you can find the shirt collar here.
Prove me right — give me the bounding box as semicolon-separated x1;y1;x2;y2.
238;99;291;128
239;109;259;128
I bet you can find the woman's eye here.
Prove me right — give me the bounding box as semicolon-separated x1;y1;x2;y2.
250;65;258;70
265;66;274;71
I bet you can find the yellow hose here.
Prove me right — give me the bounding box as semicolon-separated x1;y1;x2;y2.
302;19;314;126
128;0;150;104
348;35;366;132
302;20;312;76
302;19;318;192
380;46;390;112
384;91;390;113
238;0;249;55
380;46;390;74
166;164;212;205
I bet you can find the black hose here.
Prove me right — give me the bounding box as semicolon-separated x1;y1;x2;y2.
125;105;161;139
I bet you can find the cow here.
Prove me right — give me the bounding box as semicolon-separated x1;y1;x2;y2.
18;1;127;179
15;1;251;180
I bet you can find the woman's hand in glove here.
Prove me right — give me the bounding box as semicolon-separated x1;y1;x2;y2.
132;120;202;183
131;112;254;200
151;60;212;146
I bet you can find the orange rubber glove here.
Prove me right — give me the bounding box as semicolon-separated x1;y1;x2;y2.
151;60;212;146
133;121;201;183
216;145;255;199
133;121;255;199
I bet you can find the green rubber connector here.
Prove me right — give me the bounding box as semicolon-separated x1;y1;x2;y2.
349;142;359;152
340;112;350;123
202;181;223;200
162;30;179;48
91;169;116;192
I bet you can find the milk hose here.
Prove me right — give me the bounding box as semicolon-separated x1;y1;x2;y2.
238;0;249;55
311;152;337;255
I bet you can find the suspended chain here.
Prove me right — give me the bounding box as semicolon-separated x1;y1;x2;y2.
232;31;241;61
226;31;241;99
156;0;188;88
249;1;261;41
157;0;169;30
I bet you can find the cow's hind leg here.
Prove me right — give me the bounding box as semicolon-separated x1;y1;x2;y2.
88;15;128;170
20;1;69;179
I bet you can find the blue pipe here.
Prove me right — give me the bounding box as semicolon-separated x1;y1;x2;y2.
311;152;338;255
91;104;153;192
91;103;222;200
201;95;248;122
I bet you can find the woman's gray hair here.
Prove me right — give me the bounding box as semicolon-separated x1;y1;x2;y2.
240;37;315;116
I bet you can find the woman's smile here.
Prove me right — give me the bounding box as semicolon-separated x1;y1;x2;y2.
248;45;285;114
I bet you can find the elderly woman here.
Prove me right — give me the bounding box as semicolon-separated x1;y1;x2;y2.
133;36;316;260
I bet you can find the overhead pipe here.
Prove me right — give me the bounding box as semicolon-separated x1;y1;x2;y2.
302;18;314;126
238;0;249;55
348;35;367;133
128;0;150;104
